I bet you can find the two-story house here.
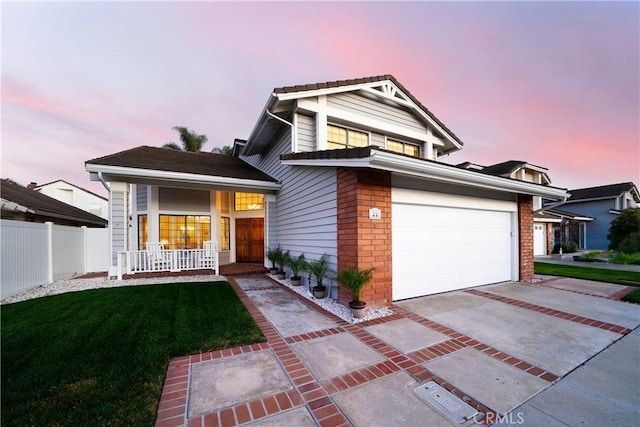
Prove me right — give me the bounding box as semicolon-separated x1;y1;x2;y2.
30;179;109;220
546;182;639;250
85;75;567;307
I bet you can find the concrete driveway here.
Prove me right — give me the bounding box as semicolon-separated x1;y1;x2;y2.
155;276;639;427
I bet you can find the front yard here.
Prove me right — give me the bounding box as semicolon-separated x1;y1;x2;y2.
1;281;265;426
534;262;640;303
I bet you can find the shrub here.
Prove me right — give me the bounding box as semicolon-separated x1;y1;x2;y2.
552;241;578;254
618;232;640;254
608;208;640;250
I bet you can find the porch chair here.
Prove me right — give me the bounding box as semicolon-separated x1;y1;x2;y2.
200;240;218;273
147;242;172;271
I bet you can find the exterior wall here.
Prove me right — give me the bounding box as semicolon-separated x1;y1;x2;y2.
336;168;392;308
518;195;534;282
109;183;128;273
35;181;109;220
244;127;338;282
296;113;315;152
546;223;554;255
327;92;425;135
563;199;614;249
136;184;147;211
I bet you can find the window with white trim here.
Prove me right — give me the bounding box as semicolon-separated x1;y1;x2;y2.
387;138;420;158
327;124;369;149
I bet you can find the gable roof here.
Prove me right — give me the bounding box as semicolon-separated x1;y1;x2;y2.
1;179;108;227
457;160;551;184
86;146;278;183
244;74;464;156
535;208;594;222
566;182;639;203
34;179;108;201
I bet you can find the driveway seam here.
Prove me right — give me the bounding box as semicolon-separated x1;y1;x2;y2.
466;288;632;335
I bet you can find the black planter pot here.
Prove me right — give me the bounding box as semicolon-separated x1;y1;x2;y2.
276;271;286;280
313;286;326;299
290;276;302;286
269;268;279;275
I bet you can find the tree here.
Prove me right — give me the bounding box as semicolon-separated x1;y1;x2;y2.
211;145;234;155
607;207;640;251
163;126;207;152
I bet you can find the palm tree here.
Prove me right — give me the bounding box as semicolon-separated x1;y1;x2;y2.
163;126;208;152
211;145;234;155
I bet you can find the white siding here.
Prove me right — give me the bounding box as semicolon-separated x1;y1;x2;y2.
371;132;385;148
297;113;316;152
328;92;425;134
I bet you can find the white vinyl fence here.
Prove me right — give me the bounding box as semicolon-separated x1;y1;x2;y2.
1;220;109;298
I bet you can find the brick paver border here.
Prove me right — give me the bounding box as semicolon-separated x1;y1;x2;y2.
155;277;597;426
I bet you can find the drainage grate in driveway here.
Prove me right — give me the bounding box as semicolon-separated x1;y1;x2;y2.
413;381;478;424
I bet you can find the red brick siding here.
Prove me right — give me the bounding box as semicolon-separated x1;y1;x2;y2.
336;168;392;307
518;195;534;282
546;223;554;255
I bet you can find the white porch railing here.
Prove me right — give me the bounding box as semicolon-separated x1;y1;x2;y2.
117;249;219;280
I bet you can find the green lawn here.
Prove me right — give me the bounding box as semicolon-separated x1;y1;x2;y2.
1;282;265;426
534;262;640;303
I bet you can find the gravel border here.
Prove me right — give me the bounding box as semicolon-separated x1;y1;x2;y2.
267;274;394;324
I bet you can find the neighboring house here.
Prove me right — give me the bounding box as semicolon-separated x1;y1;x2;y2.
85;75;567;306
1;178;108;227
458;160;554;255
30;179;109;220
544;182;639;250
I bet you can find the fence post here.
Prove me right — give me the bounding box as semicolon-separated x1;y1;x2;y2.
45;221;53;284
82;226;88;275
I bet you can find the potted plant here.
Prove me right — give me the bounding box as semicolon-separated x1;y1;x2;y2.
287;253;306;286
266;245;282;275
337;266;375;318
307;254;330;298
276;250;290;280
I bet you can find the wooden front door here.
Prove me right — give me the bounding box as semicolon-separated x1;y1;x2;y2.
235;218;264;263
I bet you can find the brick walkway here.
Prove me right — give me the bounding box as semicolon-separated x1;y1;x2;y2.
149;275;639;426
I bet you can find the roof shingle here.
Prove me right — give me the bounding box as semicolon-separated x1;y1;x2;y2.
86;146;278;183
1;179;107;226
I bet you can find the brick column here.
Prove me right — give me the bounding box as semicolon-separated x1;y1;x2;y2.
336;168;392;307
518;195;534;282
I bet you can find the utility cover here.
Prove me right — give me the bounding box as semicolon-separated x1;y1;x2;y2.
413;381;478;424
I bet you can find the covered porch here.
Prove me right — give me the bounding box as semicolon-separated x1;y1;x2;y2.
85;146;280;278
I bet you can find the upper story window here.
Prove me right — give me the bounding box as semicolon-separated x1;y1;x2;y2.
387;138;420;158
327;124;369;149
235;192;264;211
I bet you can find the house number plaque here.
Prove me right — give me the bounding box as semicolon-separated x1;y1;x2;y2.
369;208;382;220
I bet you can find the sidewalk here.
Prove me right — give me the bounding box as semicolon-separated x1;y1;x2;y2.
535;254;640;272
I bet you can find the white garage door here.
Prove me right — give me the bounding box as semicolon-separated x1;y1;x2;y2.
392;190;516;300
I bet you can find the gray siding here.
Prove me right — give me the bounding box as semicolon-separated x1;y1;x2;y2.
328;92;425;134
297;113;316;152
219;251;231;265
136;184;147;211
111;191;126;264
159;188;210;212
241;128;337;285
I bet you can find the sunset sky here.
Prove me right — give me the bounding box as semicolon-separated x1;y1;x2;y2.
2;1;638;197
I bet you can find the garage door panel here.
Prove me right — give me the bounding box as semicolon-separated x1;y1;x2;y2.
393;200;515;301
